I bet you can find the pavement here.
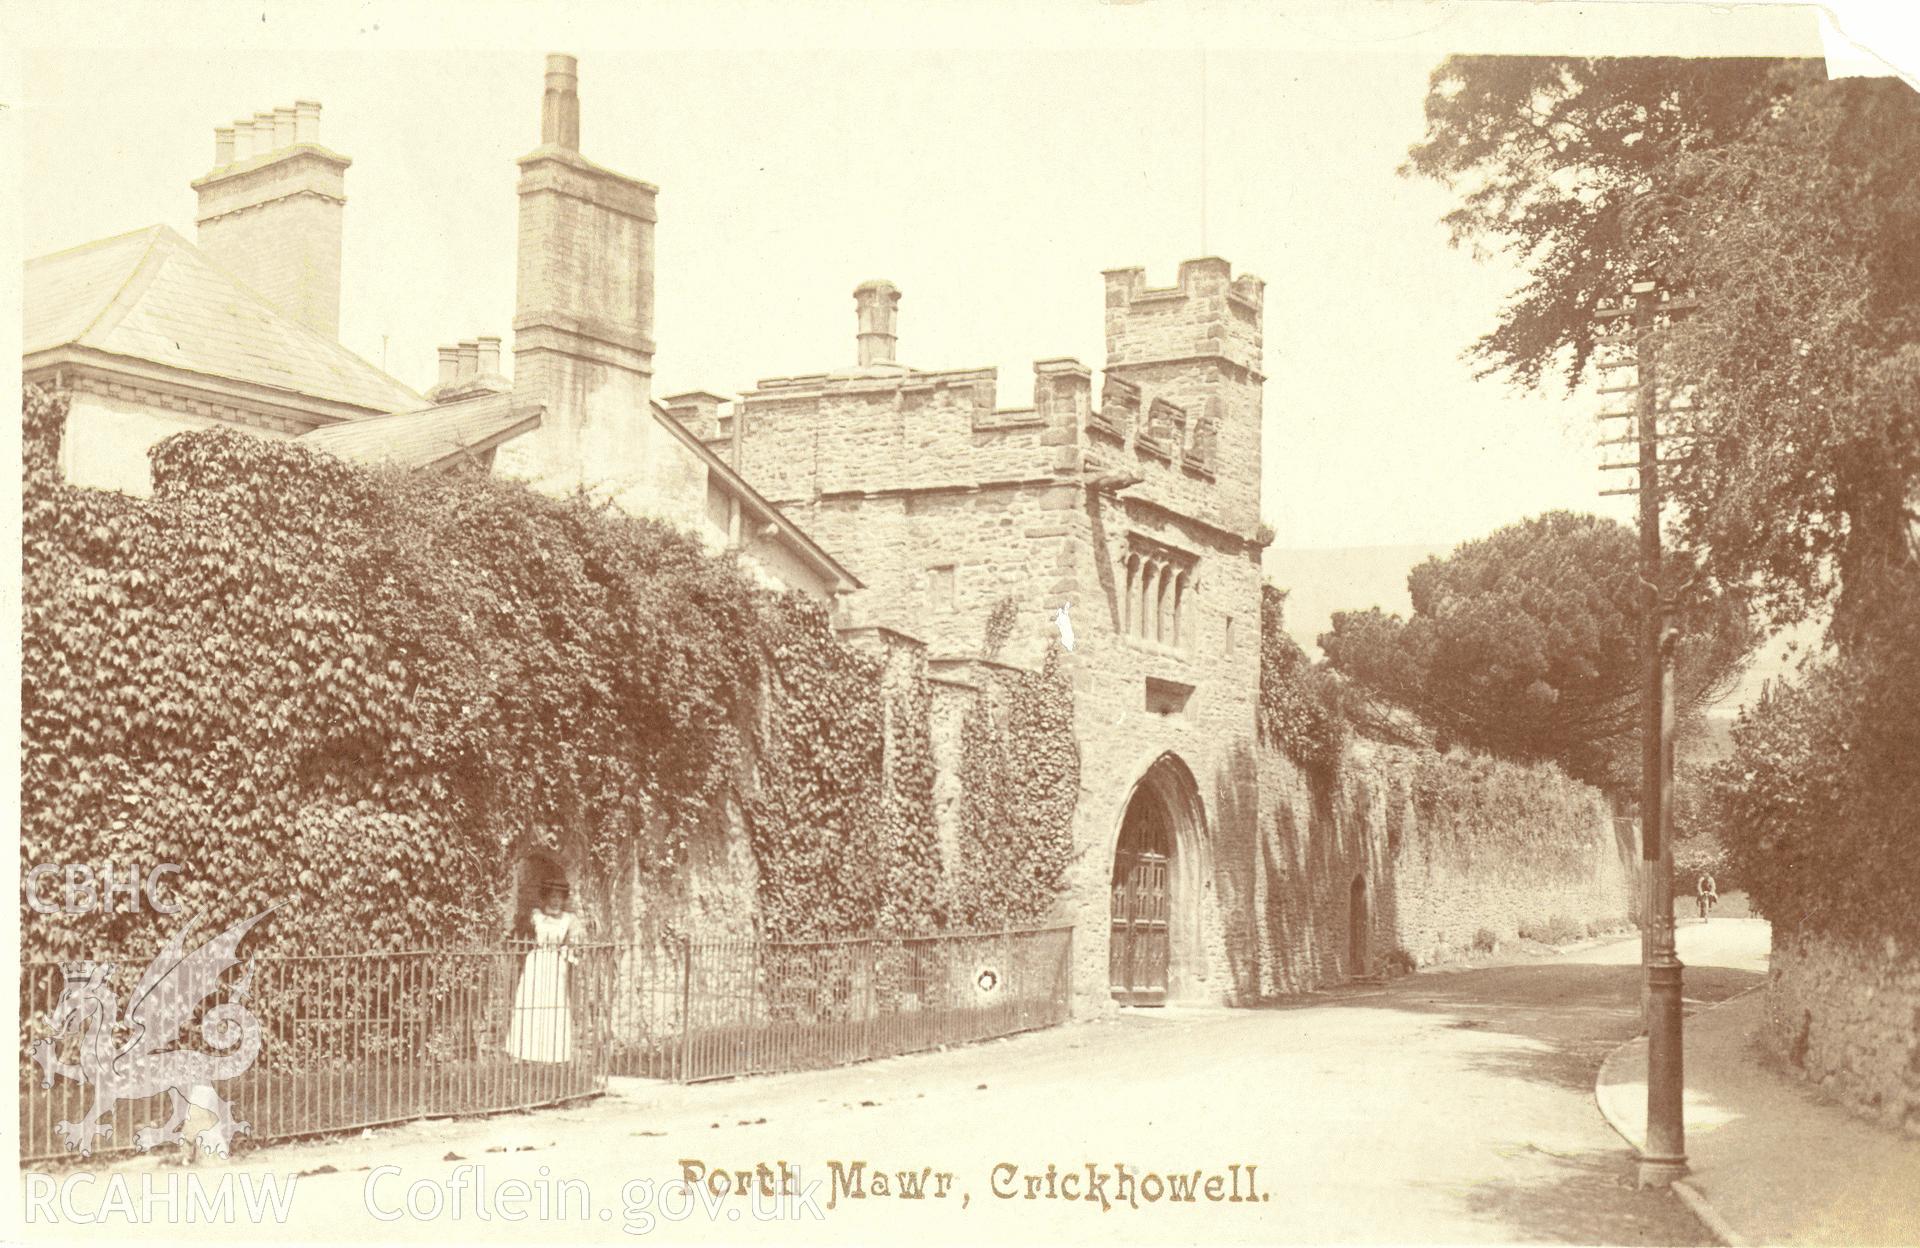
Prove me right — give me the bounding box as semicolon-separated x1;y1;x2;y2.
1594;918;1920;1247
18;923;1782;1245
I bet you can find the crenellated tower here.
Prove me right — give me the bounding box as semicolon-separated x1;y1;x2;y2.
1099;257;1265;535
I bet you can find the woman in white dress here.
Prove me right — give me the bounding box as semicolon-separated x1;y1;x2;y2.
506;884;576;1063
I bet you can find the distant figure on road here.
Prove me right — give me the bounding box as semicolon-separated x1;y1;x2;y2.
1696;872;1719;922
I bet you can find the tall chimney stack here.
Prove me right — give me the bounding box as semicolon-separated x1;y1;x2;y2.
193;100;350;339
854;280;901;367
542;54;581;150
502;53;659;489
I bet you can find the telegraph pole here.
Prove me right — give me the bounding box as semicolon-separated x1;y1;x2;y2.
1594;277;1696;1188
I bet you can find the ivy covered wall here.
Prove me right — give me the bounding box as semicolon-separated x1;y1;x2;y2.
947;649;1079;930
1229;580;1639;997
21;388;1079;960
1239;738;1637;996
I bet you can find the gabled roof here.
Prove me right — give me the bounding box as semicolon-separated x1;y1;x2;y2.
25;224;421;415
298;391;542;471
651;400;863;594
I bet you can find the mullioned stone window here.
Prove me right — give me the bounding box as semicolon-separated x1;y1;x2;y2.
1120;538;1197;650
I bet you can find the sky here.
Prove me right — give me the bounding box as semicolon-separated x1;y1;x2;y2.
10;0;1907;669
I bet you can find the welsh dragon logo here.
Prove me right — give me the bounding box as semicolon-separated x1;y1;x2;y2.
31;908;276;1159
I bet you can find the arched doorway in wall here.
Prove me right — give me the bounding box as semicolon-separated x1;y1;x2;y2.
1109;753;1204;1007
1349;874;1369;978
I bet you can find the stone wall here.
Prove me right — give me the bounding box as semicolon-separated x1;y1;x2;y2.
1228;738;1640;998
1765;927;1920;1138
1368;743;1639;966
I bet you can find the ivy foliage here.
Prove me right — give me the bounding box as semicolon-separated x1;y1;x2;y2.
952;648;1080;929
743;596;885;940
1258;584;1347;778
28;388;976;959
980;596;1019;660
878;648;943;935
1395;747;1605;874
26;387;1081;957
25;390;769;958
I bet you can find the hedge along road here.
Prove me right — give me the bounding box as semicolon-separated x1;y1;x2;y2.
25;920;1769;1244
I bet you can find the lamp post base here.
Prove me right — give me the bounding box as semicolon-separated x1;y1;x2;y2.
1637;1153;1689;1188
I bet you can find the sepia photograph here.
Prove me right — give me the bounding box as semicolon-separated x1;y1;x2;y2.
6;1;1920;1243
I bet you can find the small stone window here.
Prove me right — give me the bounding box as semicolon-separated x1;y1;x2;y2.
929;564;957;614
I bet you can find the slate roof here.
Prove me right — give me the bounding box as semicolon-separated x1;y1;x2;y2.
24;224;421;415
297;391;542;470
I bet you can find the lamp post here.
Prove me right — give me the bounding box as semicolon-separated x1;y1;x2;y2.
1594;261;1697;1188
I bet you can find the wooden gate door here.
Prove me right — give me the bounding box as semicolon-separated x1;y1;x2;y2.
1110;850;1169;1006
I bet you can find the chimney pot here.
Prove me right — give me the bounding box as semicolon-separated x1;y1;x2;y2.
231;118;255;162
853;280;901;367
437;346;461;389
542;53;581;150
273;106;296;149
253;111;278;150
214;127;235;167
457;340;480;380
294;99;321;144
476;335;503;376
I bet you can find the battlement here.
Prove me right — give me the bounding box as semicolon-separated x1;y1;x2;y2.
1102;257;1264;378
1103;257;1264;313
747;359;1093;448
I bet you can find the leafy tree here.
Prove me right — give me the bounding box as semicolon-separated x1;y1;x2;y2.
1406;58;1918;635
1409;61;1920;938
1653;79;1920;635
1320;512;1746;791
1705;616;1920;944
1402;56;1819;390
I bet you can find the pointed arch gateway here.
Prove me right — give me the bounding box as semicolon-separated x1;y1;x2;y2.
1109;752;1206;1006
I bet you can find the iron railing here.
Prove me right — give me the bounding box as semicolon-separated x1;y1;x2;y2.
608;926;1075;1082
18;925;1074;1163
19;942;616;1165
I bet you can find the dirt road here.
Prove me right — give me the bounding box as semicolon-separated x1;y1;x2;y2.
23;918;1771;1244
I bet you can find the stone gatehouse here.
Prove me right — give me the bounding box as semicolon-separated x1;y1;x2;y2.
669;259;1269;1009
